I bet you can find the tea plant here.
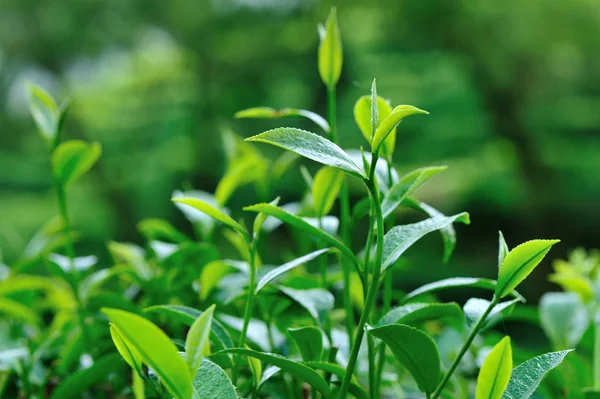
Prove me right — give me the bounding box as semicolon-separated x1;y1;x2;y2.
0;7;577;399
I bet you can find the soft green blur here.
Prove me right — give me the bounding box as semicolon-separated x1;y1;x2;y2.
1;0;599;299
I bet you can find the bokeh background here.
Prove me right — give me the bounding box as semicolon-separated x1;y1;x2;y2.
1;0;599;301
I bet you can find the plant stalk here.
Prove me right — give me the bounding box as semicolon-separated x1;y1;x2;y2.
594;320;600;390
431;295;500;399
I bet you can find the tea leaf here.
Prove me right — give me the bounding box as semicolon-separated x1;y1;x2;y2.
346;150;398;192
235;107;330;133
217;348;330;396
256;248;330;293
381;166;447;219
253;197;280;238
498;231;509;269
354;95;393;145
377;302;463;328
539;292;589;350
288;326;324;362
312;166;344;217
51;140;102;186
367;323;441;394
501;350;573;399
372;105;428;154
172;197;247;237
192;358;237;399
279;286;334;327
137;218;188;243
0;297;39;325
464;298;522;330
304;362;369;399
25;82;59;144
496;240;560;298
109;324;143;375
318;8;342;88
215;156;268;206
172;190;221;236
102;308;192;399
185;304;215;376
476;336;512;399
246;128;366;178
382;212;470;271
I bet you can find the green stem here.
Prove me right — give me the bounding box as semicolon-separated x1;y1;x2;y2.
337;154;384;399
327;86;337;144
594;320;600;390
233;237;258;385
431;295;500;399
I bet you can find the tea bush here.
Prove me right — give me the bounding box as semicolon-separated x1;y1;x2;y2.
2;8;591;399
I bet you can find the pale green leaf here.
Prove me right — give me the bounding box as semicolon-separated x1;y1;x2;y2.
377;302;463;328
372;105;428;153
354;95;394;152
192;358;237;399
464;298;522;330
172;197;247;237
109;324;143;375
498;231;509;269
312;166;344;217
25;82;59;144
235;107;330;133
539;292;589;350
51;140;102;186
476;336;512;399
318;8;342;88
185;305;215;376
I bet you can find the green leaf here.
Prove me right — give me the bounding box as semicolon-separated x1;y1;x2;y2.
498;231;509;269
0;297;39;325
381;166;447;219
304;362;369;399
354;95;396;156
318;7;342;88
244;202;360;272
215;155;268;206
235;107;330;133
376;302;464;328
253;197;280;238
107;241;153;281
137;218;188;243
464;298;522;330
172;190;220;236
172;197;247;237
476;336;512;399
102;308;192;399
401;277;524;304
109;324;143;375
288;326;324;362
382;212;470;271
25;82;59;144
185;305;215;376
51;140;102;186
312;166;344;217
501;350;572;399
271;152;300;183
246;128;366;178
279;286;334;327
496;239;560;298
192;358;238;399
217;348;330;396
539;292;589;350
372;105;428;154
367;323;441;394
49;353;123;399
256;248;330;294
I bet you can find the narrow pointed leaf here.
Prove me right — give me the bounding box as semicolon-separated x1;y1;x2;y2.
217;348;330;396
367;323;441;394
25;82;59;144
235;107;330;133
372;105;428;153
52;140;102;186
246;128;366;178
289;326;324;362
313;166;344;217
192;358;237;399
382;212;470;271
253;197;280;237
109;324;143;374
256;248;330;293
496;239;560;298
498;231;509;269
501;350;573;399
476;336;512;399
377;302;463;328
185;305;215;376
172;197;247;237
318;8;342;88
102;308;192;399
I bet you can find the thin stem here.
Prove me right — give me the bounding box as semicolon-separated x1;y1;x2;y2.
337;154;384;399
327;86;337;144
431;295;500;399
367;334;376;397
594;321;600;390
233;237;258;384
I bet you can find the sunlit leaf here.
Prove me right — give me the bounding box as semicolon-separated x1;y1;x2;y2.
109;324;143;375
185;305;215;376
312;166;344;217
25;82;59;144
318;7;342;88
354;95;396;156
476;336;512;399
172;197;247;237
372;105;428;154
235;107;330;133
51;140;102;186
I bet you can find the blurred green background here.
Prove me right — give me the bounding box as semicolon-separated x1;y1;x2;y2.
1;0;599;300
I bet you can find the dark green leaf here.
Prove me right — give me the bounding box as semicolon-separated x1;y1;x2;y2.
402;277;524;304
51;140;102;186
279;286;334;327
288;326;324;362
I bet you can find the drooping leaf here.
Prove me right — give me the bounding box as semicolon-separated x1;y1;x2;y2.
382;212;470;271
372;105;429;153
498;231;509;269
109;324;143;375
185;305;215;376
217;348;330;396
367;323;440;394
279;286;334;327
172;190;221;236
246;128;366;178
288;326;324;362
25;82;59;144
318;7;342;88
476;336;512;399
172;197;247;237
381;166;447;219
312;166;344;217
463;298;523;330
496;240;560;298
256;248;330;293
244;203;360;272
192;358;238;399
539;292;589;350
377;302;463;328
235;107;330;133
49;353;123;399
501;350;572;399
102;308;192;399
51;140;102;186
